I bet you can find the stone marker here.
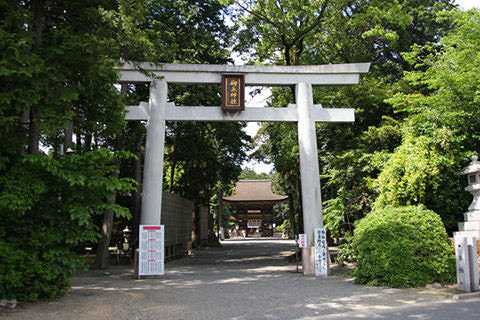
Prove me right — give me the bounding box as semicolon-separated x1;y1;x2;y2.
455;235;479;292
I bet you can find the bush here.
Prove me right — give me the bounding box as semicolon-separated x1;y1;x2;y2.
0;151;133;301
351;205;455;287
280;219;292;237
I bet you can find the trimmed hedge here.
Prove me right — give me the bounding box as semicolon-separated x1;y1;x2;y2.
351;205;455;287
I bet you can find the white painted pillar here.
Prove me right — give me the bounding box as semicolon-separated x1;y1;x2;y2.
141;79;167;225
297;82;324;241
297;82;324;275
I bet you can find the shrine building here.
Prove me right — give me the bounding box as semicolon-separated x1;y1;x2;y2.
223;180;288;237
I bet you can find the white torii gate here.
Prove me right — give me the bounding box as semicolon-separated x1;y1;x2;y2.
119;62;370;275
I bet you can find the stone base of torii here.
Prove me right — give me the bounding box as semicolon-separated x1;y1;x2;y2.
119;62;370;276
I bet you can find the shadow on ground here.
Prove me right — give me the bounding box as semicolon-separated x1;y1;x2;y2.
2;239;464;320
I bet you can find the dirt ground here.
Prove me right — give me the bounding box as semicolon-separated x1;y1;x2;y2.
1;239;472;320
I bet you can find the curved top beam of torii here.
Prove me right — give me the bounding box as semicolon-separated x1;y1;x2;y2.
120;62;371;123
118;62;370;86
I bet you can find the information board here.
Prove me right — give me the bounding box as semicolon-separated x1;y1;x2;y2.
298;234;307;248
314;228;328;276
247;219;261;228
139;225;165;276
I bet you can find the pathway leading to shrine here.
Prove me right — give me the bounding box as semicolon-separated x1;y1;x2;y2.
4;238;480;320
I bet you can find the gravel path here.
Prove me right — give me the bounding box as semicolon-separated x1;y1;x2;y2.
2;238;478;320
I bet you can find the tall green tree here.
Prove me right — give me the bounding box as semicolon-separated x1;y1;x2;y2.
0;0;153;300
231;0;457;236
374;9;480;232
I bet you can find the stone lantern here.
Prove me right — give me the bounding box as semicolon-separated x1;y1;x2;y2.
458;155;480;237
455;155;480;292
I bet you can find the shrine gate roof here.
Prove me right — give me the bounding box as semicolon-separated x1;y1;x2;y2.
223;180;288;203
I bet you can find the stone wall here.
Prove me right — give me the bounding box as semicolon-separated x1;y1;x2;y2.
160;193;210;258
161;192;194;258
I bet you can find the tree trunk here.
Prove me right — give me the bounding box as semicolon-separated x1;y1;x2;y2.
75;132;82;154
284;42;292;66
32;0;45;52
297;175;304;234
131;140;142;246
28;108;40;154
84;133;92;151
288;192;297;238
29;0;45;154
93;161;120;269
217;196;224;241
64;113;73;151
191;202;201;248
18;112;30;155
293;39;304;66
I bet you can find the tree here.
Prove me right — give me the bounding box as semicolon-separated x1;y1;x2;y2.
0;0;153;299
374;9;480;232
238;168;271;180
230;0;334;65
232;0;457;237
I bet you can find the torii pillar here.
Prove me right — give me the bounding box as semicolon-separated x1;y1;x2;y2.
119;62;370;276
297;82;323;246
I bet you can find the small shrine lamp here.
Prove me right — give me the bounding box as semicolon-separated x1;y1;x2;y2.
459;155;480;213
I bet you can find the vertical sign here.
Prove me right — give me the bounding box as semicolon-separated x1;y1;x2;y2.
139;225;165;276
221;74;245;111
298;234;307;248
314;228;328;276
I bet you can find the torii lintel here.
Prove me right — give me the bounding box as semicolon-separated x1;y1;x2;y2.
125;102;354;123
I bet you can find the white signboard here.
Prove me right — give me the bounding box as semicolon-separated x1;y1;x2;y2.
247;219;261;228
139;225;165;276
314;228;328;276
298;234;307;248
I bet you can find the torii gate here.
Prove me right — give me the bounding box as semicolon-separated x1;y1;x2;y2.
119;62;370;275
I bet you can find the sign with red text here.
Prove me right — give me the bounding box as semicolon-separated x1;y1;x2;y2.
221;74;245;111
298;234;307;248
139;225;164;276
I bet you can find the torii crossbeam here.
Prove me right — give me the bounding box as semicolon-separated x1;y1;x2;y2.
119;62;370;276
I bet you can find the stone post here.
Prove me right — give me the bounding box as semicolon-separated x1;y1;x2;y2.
454;235;479;292
140;79;167;225
296;82;324;275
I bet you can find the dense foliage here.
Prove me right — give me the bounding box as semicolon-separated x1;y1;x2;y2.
351;206;455;287
374;9;480;231
233;0;460;237
0;0;245;301
0;151;133;301
0;0;145;301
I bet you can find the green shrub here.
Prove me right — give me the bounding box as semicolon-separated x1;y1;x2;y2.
0;151;133;301
280;219;292;236
351;205;455;287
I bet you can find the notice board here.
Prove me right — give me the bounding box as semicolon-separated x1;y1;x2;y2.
314;228;328;276
139;225;165;276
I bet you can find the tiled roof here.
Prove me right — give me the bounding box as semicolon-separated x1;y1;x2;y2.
223;180;288;202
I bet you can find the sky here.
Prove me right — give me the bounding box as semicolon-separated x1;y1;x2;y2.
455;0;478;10
241;0;478;174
